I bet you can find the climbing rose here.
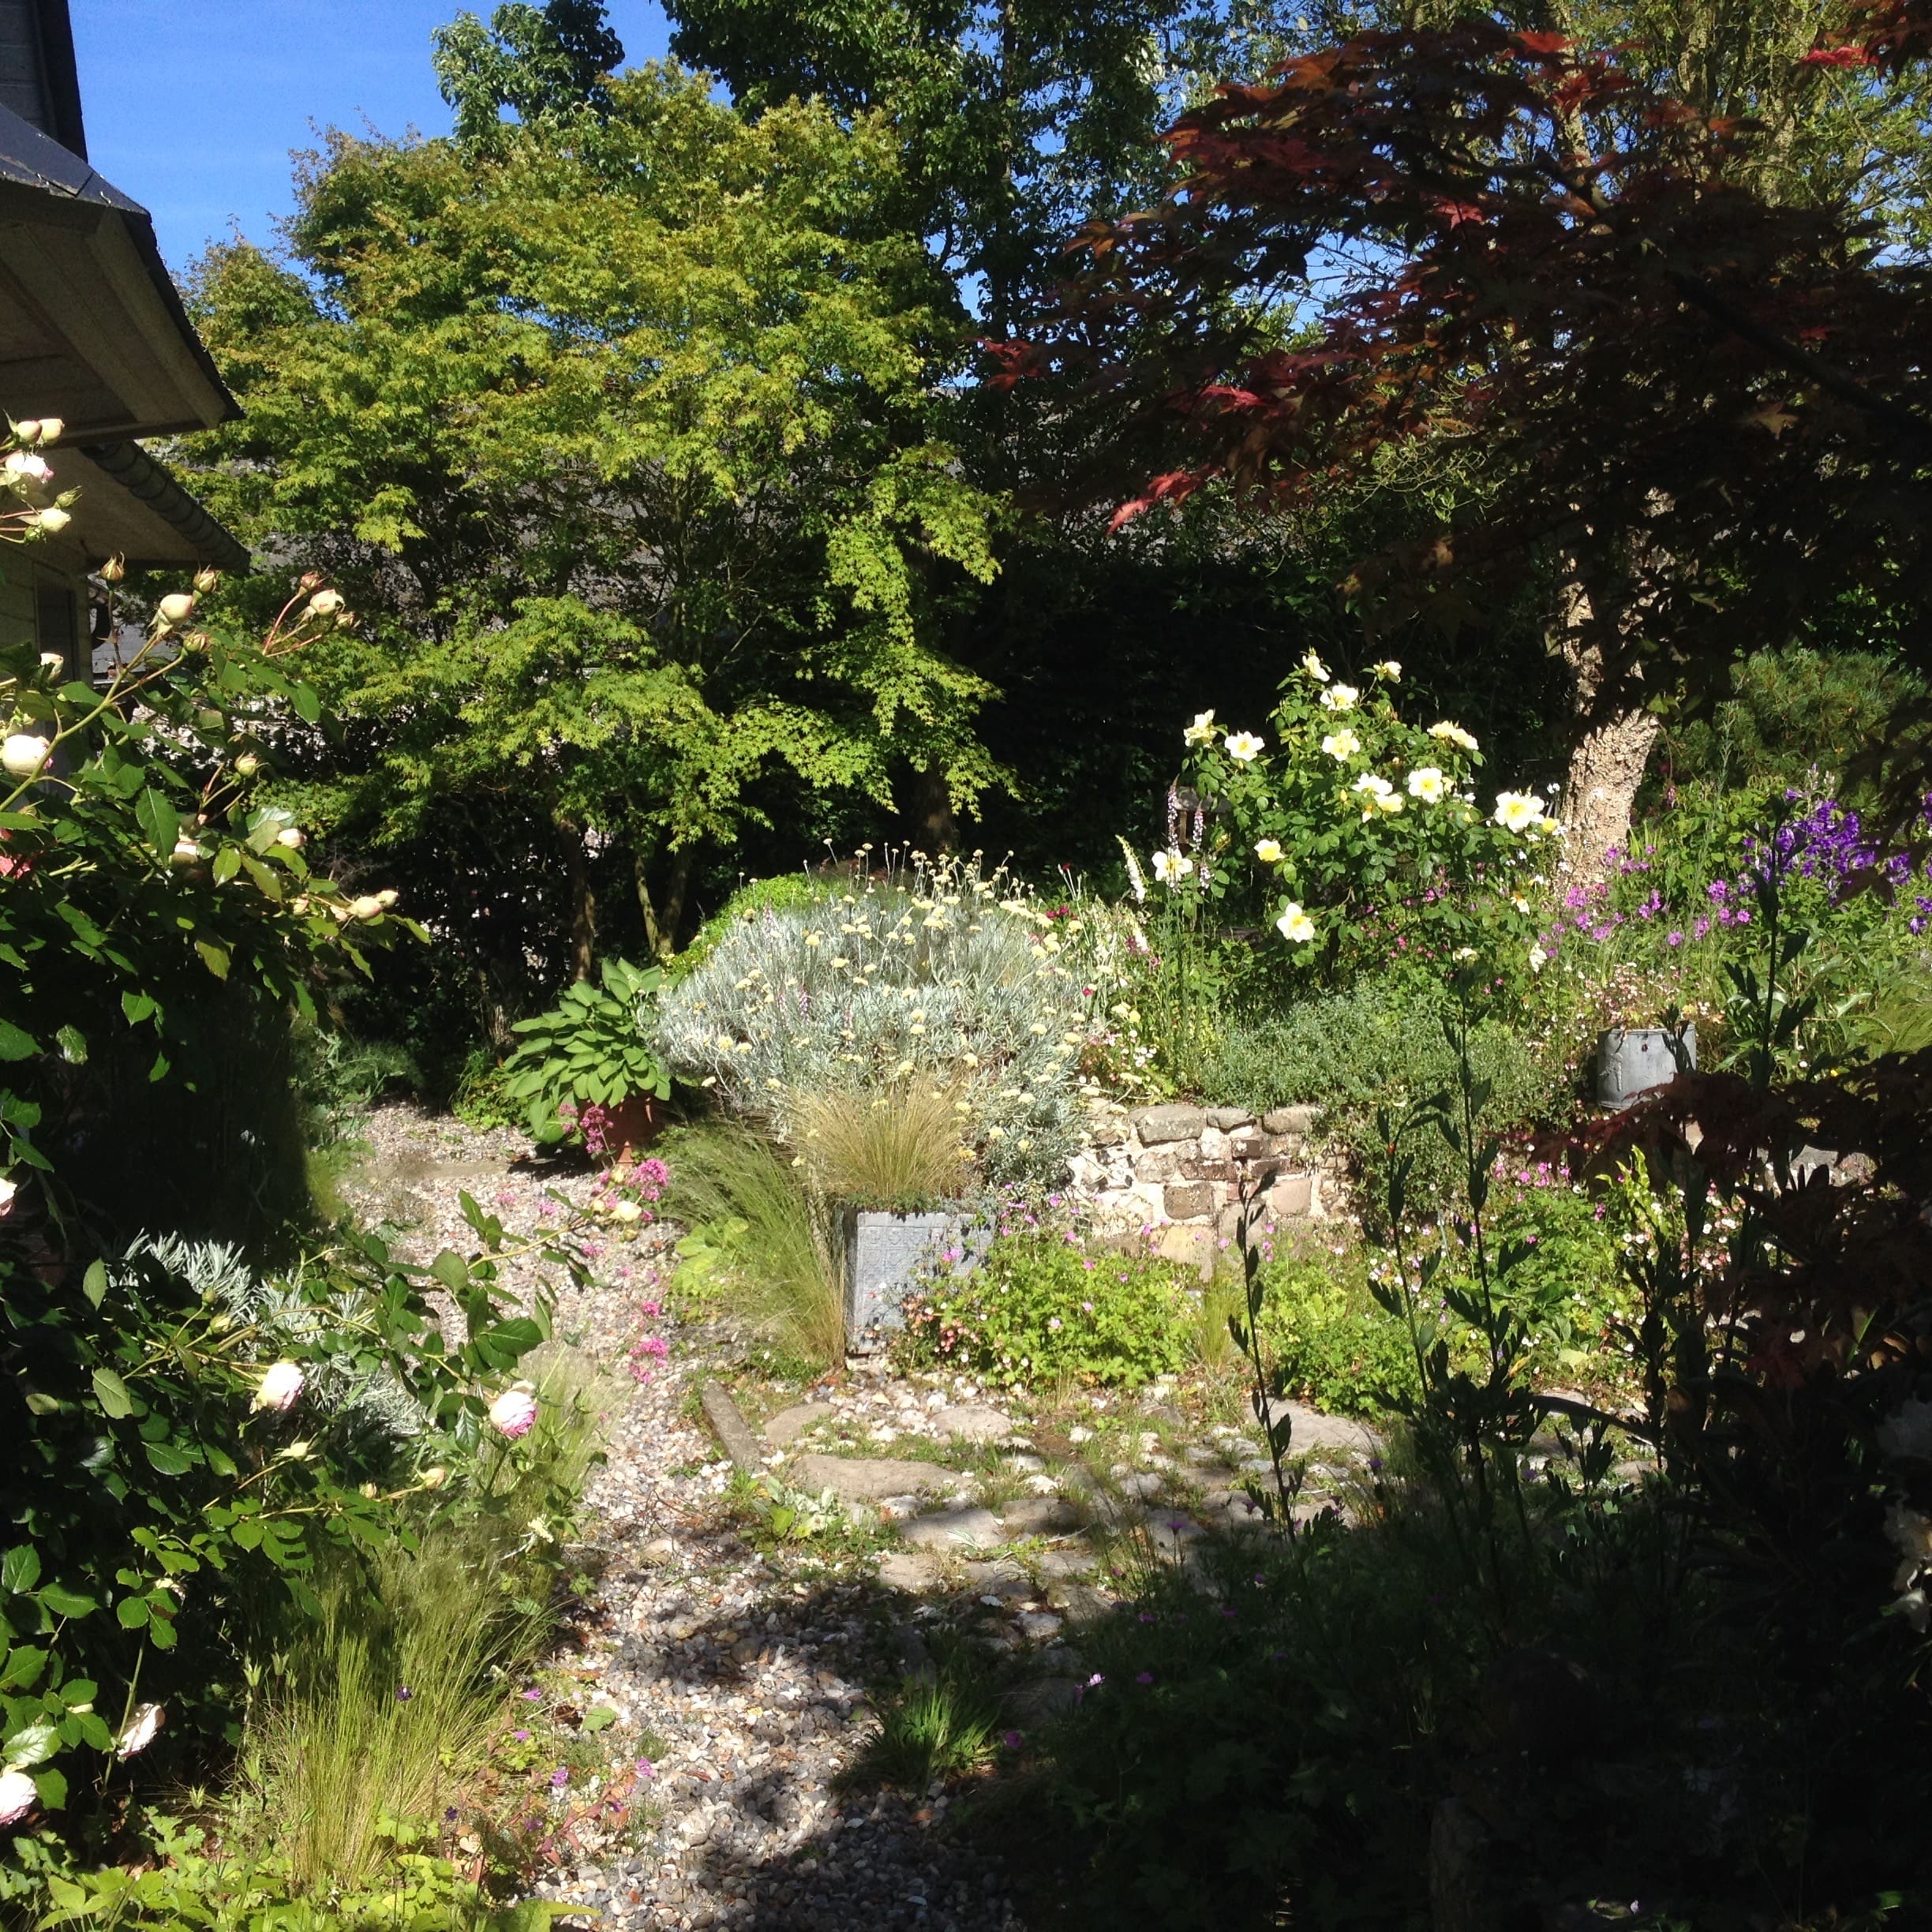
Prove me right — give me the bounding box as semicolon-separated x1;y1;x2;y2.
1318;683;1358;712
1301;650;1330;683
1181;709;1217;745
1276;903;1316;944
155;592;196;627
1222;731;1264;762
1406;766;1447;802
489;1384;538;1440
1253;837;1282;863
1320;728;1360;760
1428;720;1478;751
252;1361;304;1412
0;1769;34;1826
2;733;48;779
1371;659;1402;680
116;1702;163;1758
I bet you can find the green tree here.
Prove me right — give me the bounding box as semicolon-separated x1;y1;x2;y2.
432;0;627;146
185;66;999;1021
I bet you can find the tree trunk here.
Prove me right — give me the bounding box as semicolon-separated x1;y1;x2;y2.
908;762;959;855
558;818;597;980
1563;706;1661;875
1554;575;1658;880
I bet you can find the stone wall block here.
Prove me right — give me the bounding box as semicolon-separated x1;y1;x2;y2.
1134;1104;1207;1145
1164;1179;1215;1221
1266;1173;1314;1219
1261;1105;1320;1136
1207;1106;1253;1130
1133;1148;1181;1184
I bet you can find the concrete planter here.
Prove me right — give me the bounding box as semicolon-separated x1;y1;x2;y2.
1594;1025;1696;1109
842;1207;982;1352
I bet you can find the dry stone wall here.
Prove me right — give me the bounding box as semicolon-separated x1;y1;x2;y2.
1067;1100;1354;1270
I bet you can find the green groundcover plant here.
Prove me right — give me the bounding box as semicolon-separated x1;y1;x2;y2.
898;1225;1196;1389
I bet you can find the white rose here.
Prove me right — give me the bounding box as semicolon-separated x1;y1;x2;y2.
1222;731;1265;762
1318;683;1357;713
155;592;197;627
1371;659;1402;680
0;1176;17;1216
1254;837;1283;863
1301;650;1330;683
4;449;51;486
253;1360;305;1411
1406;766;1447;802
2;732;48;779
33;505;69;534
275;827;306;849
115;1702;164;1758
1320;728;1360;761
1275;902;1316;944
1428;720;1480;753
489;1383;539;1440
349;894;384;919
0;1769;35;1826
307;589;345;616
1493;792;1547;833
1181;709;1217;746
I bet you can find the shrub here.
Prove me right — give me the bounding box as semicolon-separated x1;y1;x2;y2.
1172;655;1556;986
657;857;1082;1191
1254;1251;1419;1418
898;1231;1196;1389
792;1082;969;1211
666;871;832;986
662;1122;844;1368
1202;978;1570;1220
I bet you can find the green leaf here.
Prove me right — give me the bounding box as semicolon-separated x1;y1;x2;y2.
3;1718;58;1768
143;1441;193;1476
114;1597;148;1630
36;1585;94;1620
82;1260;107;1309
194;938;231;979
582;1703;617;1734
0;1018;38;1061
429;1250;470;1293
1;1547;40;1594
134;787;180;858
33;1765;68;1810
211;844;242;885
90;1368;133;1419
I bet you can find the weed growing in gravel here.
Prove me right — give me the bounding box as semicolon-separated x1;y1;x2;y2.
851;1647;1002;1792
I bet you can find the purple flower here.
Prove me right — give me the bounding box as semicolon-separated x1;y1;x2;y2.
395;1685;414;1702
513;1728;531;1743
1136;1671;1155;1685
550;1768;569;1788
1002;1730;1024;1750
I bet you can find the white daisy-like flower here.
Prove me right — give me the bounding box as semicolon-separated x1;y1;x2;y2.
1275;902;1316;944
1493;791;1547;833
1428;720;1479;752
1151;848;1194;884
1320;728;1361;761
1222;731;1265;762
1182;710;1218;745
1319;683;1358;713
1406;766;1447;802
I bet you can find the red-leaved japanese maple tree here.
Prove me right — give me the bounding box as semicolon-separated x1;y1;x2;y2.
1001;6;1932;863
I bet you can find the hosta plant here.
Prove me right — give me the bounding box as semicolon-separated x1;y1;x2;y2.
503;957;670;1146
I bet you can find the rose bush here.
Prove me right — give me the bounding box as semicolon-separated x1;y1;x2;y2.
1172;657;1559;983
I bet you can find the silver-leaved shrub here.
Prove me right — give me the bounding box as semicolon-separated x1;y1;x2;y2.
657;859;1083;1191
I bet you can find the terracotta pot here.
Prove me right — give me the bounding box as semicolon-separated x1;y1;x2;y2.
601;1094;667;1159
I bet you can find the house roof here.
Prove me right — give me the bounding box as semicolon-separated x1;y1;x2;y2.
0;1;246;571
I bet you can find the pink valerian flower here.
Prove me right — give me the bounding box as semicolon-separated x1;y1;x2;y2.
634;1335;668;1359
489;1384;538;1440
639;1297;661;1316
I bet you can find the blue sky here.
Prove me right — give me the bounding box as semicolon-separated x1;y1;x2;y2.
72;1;673;270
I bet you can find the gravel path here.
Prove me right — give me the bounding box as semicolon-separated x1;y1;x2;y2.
339;1103;1032;1930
